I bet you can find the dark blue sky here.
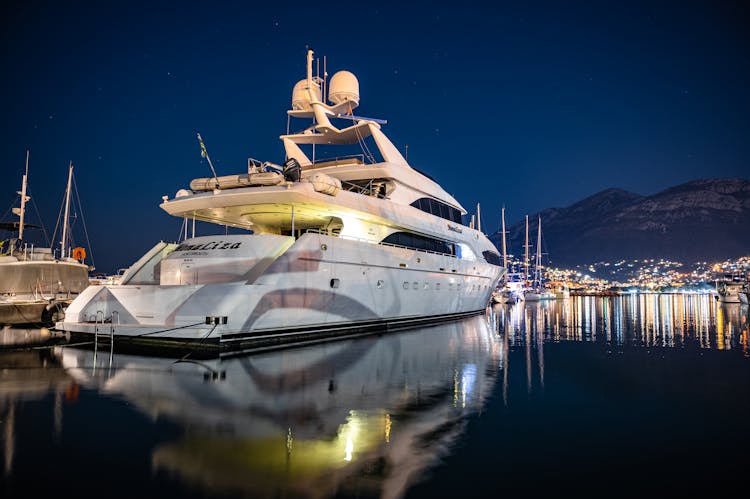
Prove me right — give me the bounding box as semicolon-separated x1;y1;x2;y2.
2;1;748;272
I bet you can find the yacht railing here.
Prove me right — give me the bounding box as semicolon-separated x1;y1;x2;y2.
0;240;53;261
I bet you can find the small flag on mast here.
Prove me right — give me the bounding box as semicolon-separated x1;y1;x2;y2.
196;132;220;189
198;133;207;158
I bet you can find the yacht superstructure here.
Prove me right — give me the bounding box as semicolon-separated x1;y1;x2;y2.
57;50;505;350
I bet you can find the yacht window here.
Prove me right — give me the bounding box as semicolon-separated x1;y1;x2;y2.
457;243;477;261
482;250;502;266
410;197;463;225
121;243;178;285
439;202;449;220
382;232;455;256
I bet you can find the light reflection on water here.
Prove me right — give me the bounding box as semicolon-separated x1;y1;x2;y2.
496;293;749;354
0;294;748;498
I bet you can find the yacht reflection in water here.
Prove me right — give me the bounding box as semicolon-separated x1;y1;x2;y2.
54;314;502;498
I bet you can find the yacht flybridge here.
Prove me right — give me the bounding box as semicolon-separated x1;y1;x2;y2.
58;50;505;351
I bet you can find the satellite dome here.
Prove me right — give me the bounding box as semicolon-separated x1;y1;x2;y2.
328;71;359;109
292;79;322;111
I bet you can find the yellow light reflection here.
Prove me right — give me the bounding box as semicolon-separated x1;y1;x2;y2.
344;436;354;462
384;413;392;443
340;410;361;462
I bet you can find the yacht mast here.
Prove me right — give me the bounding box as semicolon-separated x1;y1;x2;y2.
61;162;73;259
17;150;30;241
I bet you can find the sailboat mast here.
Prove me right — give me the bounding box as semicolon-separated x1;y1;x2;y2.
535;216;542;290
501;206;508;272
18;150;30;241
61;162;73;259
524;215;529;287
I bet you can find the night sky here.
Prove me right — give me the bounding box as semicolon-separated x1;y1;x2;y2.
2;1;748;272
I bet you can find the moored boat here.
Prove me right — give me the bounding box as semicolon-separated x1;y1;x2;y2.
1;153;90;325
57;50;505;351
715;274;745;304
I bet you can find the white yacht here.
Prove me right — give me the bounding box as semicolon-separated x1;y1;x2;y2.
57;50;505;351
1;154;90;325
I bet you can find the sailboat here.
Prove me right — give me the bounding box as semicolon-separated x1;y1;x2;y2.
0;153;90;325
523;216;554;301
491;207;524;304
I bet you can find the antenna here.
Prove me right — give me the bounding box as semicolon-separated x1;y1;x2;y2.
196;133;220;190
477;202;482;233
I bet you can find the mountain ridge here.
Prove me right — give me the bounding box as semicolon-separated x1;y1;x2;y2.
490;178;750;266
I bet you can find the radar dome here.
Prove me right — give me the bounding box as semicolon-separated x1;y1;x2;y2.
292;79;322;111
328;71;360;108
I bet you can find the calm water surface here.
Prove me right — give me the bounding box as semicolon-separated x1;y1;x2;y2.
1;294;748;498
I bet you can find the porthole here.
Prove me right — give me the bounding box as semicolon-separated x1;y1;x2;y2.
377;280;384;288
403;282;409;289
321;244;328;251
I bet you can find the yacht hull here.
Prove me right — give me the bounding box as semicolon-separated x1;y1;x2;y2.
57;233;502;352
